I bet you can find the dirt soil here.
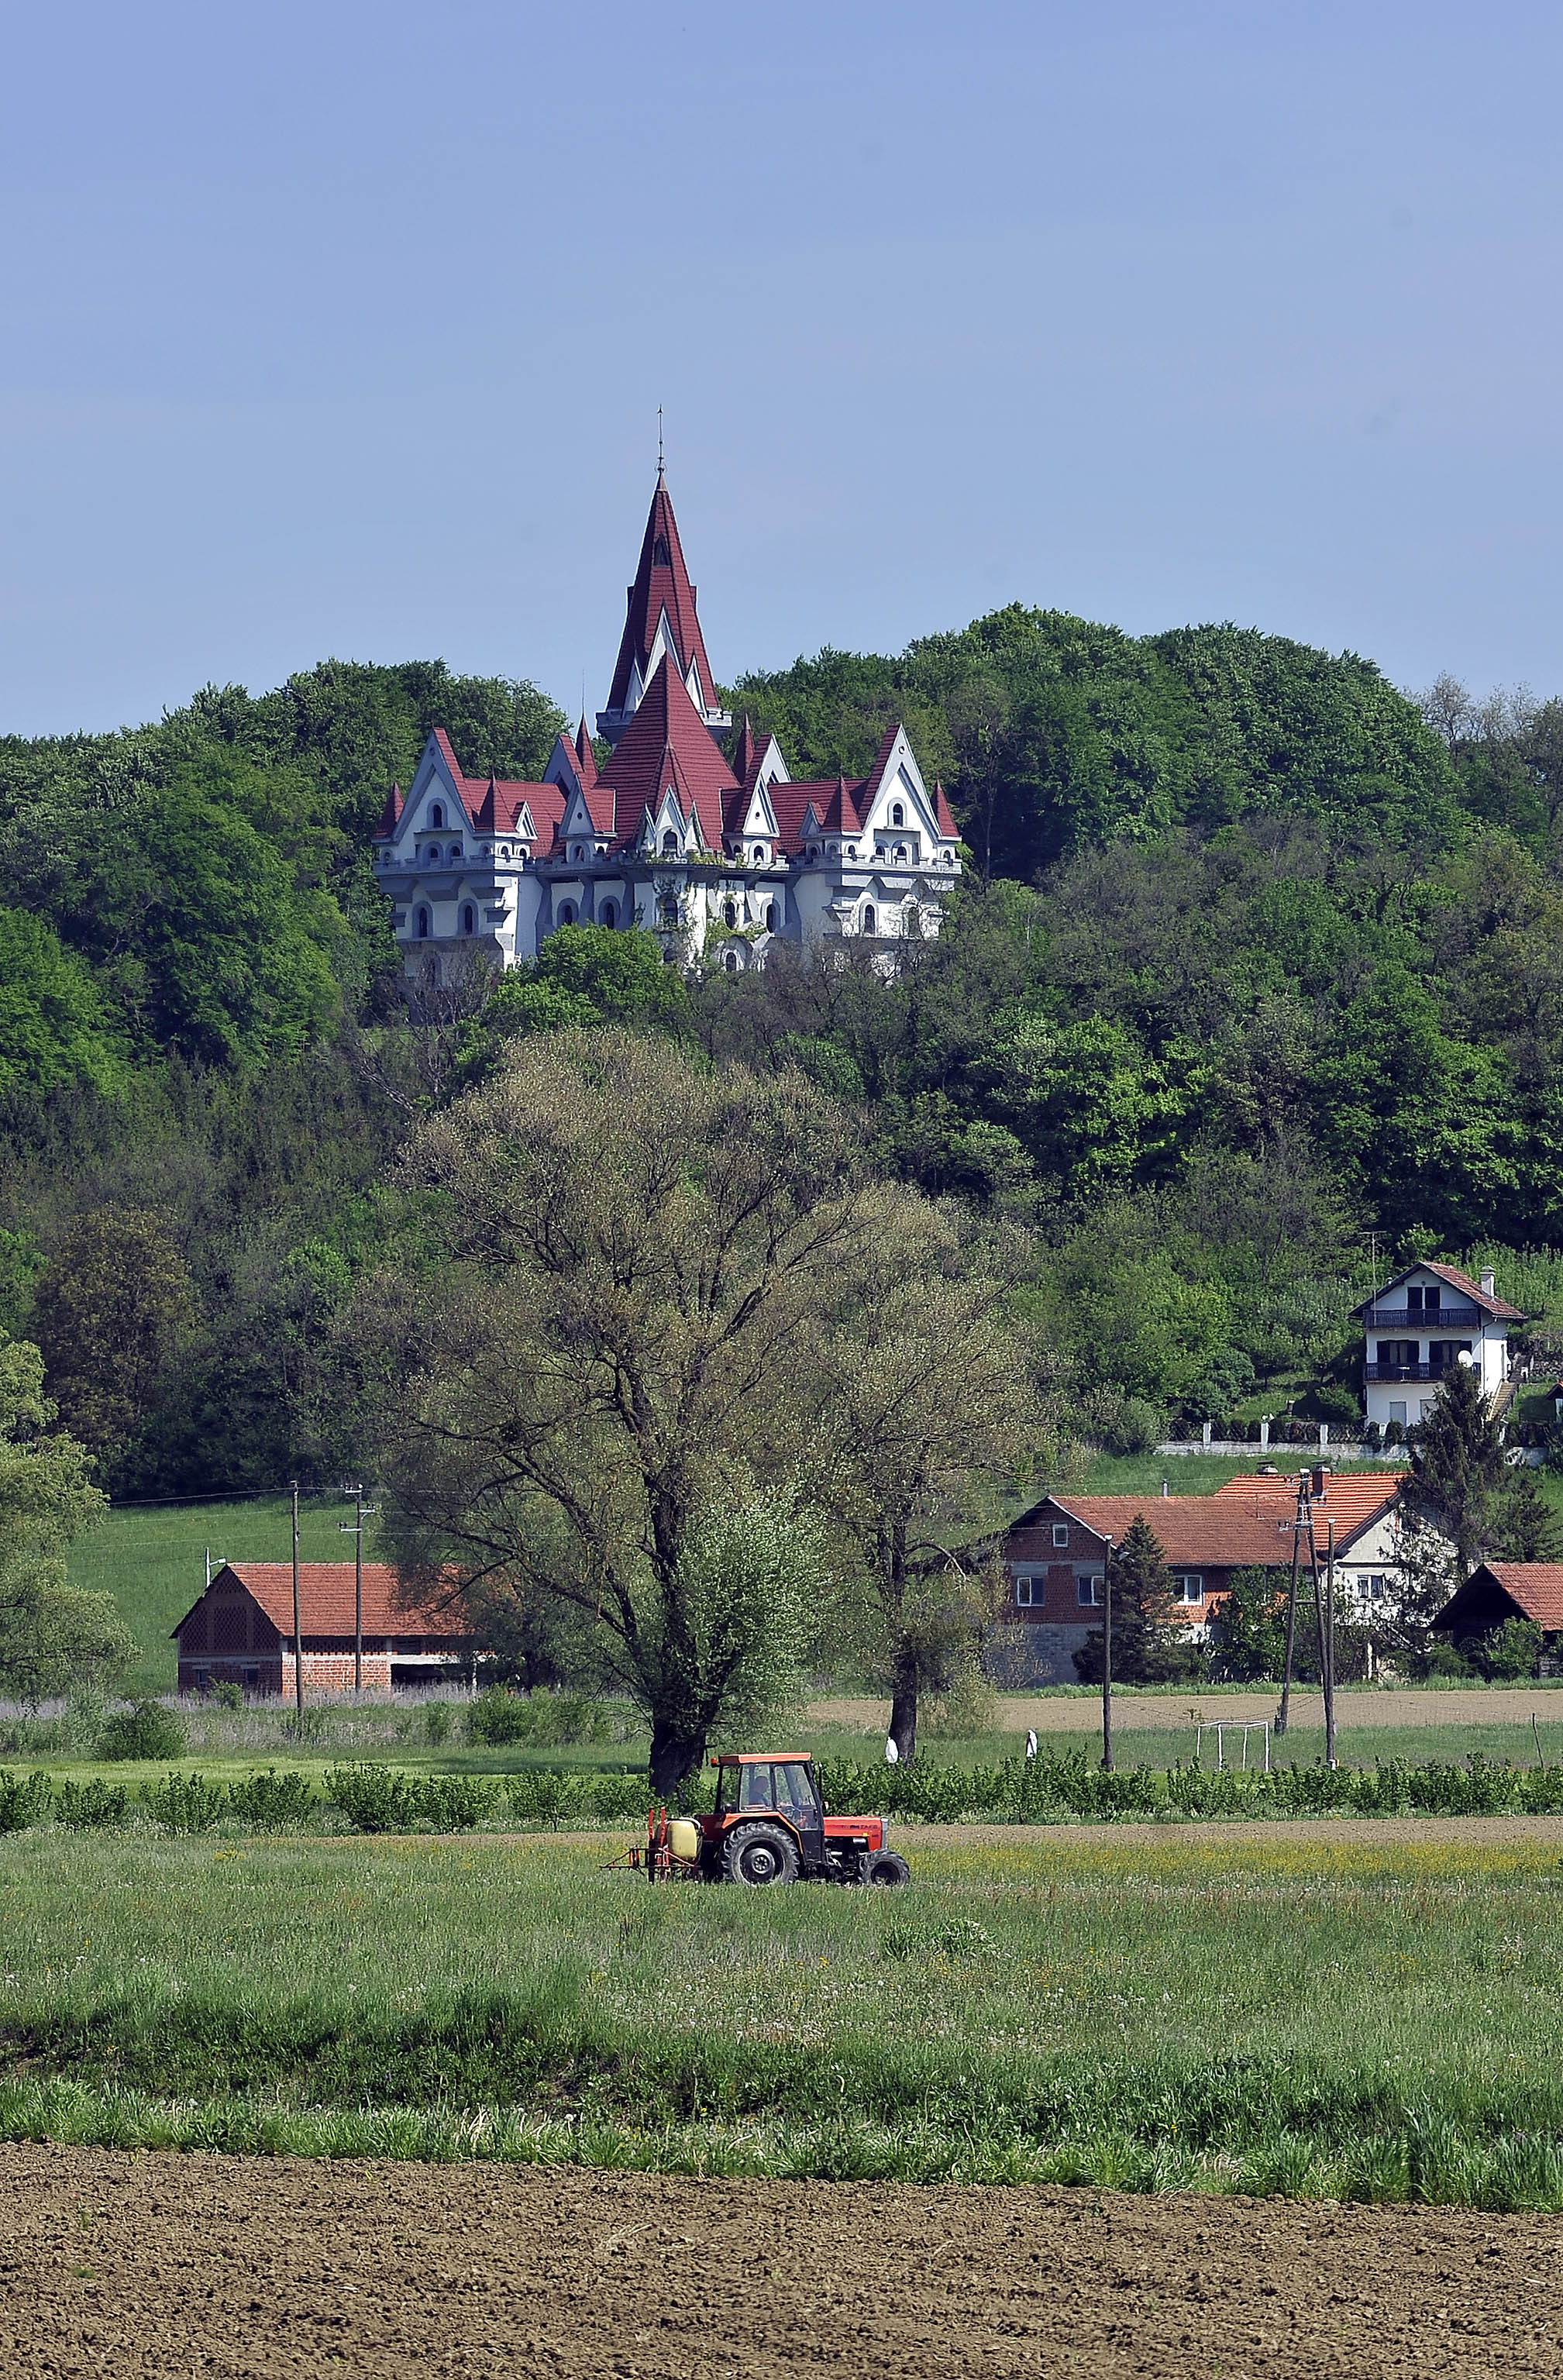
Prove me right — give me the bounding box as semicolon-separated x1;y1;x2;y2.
3;2144;1561;2379
811;1687;1563;1733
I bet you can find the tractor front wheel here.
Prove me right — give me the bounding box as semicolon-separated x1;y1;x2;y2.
722;1823;800;1886
862;1850;911;1886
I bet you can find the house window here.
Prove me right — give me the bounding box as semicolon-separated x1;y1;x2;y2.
1052;1523;1069;1548
1359;1573;1387;1602
891;802;904;826
862;904;876;934
414;905;431;939
601;899;617;929
430;803;445;828
1389;1401;1408;1427
1077;1574;1104;1607
1014;1576;1037;1606
460;903;475;935
1172;1574;1203;1603
558;901;577;925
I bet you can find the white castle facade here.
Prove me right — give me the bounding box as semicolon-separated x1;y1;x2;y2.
372;472;962;977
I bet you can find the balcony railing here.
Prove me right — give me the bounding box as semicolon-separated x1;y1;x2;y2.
1363;1302;1482;1329
1365;1362;1444;1382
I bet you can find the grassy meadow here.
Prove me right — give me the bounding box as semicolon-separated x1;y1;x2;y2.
5;1829;1563;2208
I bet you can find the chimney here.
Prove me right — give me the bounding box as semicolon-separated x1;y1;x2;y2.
1311;1465;1331;1498
1481;1266;1496;1297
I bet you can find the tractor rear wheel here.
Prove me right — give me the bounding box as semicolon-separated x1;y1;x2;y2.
722;1823;800;1886
862;1850;911;1886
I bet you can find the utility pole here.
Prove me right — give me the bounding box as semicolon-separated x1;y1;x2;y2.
1276;1473;1308;1738
291;1481;305;1720
339;1486;376;1696
1324;1519;1338;1769
1100;1535;1115;1772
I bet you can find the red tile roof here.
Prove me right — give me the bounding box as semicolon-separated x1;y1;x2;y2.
573;717;598;789
1355;1261;1523;1321
605;470;719;721
173;1564;473;1641
1211;1469;1405;1552
1469;1564;1563;1631
375;782;404;835
596;655;737;848
933;780;959;837
1040;1495;1300;1568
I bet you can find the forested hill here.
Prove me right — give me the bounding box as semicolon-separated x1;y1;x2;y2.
728;609;1479;873
2;613;1563;1499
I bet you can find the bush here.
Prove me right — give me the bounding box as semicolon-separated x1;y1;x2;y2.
98;1700;187;1762
418;1773;498;1831
0;1771;52;1831
54;1778;130;1829
1469;1618;1544;1682
325;1763;425;1831
143;1772;225;1834
210;1680;243;1712
1101;1397;1165;1455
468;1687;608;1748
227;1769;318;1832
423;1701;453;1746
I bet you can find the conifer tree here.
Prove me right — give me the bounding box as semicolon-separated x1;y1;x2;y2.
1409;1362;1510;1573
1072;1513;1189;1685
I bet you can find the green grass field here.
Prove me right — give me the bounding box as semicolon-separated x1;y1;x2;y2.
5;1829;1563;2207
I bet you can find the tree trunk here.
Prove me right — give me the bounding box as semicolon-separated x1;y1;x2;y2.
889;1652;918;1766
648;1720;706;1797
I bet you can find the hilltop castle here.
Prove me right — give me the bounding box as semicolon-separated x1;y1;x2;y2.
373;472;961;979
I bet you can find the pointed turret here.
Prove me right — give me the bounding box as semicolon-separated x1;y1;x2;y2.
573;717;598;788
597;471;731;746
597;654;738;851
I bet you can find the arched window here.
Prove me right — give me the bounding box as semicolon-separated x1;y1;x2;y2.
662;830;678;856
764;901;778;932
895;844;907;861
891;802;904;827
429;802;445;829
601;899;618;929
559;901;577;926
723;898;737;928
723;951;739;973
460;903;476;935
752;845;766;864
862;904;876;935
415;904;431;939
653;532;670;565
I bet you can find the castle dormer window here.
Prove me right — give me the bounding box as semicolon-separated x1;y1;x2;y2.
559;901;577;926
448;844;463;863
662;831;678;857
415;904;431;939
653;532;670;565
752;845;766;864
460;903;476;935
430;803;445;829
891;802;904;827
861;903;876;935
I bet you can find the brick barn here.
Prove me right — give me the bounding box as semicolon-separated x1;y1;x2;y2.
171;1562;483;1697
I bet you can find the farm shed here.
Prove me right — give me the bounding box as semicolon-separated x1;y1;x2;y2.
1432;1563;1563;1645
171;1563;484;1697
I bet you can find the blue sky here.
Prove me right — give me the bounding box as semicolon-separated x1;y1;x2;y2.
3;1;1560;735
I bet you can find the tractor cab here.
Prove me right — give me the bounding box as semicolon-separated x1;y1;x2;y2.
695;1751;909;1886
712;1754;826;1865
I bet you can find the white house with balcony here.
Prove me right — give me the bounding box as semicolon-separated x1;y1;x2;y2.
1355;1260;1521;1432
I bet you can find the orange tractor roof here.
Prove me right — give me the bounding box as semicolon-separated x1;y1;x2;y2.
711;1751;814;1764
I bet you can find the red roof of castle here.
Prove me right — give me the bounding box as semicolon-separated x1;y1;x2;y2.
596;655;737;848
573;718;597;788
605;471;719;720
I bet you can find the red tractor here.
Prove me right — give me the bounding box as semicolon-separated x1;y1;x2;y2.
632;1751;911;1886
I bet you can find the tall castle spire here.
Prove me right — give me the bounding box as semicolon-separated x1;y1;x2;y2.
596;473;731;747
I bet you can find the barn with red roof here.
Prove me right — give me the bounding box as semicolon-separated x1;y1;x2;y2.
171;1563;485;1698
373;468;962;980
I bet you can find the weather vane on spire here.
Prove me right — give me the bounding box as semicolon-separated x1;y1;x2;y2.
657;405;664;479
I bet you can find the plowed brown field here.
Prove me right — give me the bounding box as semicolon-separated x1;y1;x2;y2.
2;2143;1560;2378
